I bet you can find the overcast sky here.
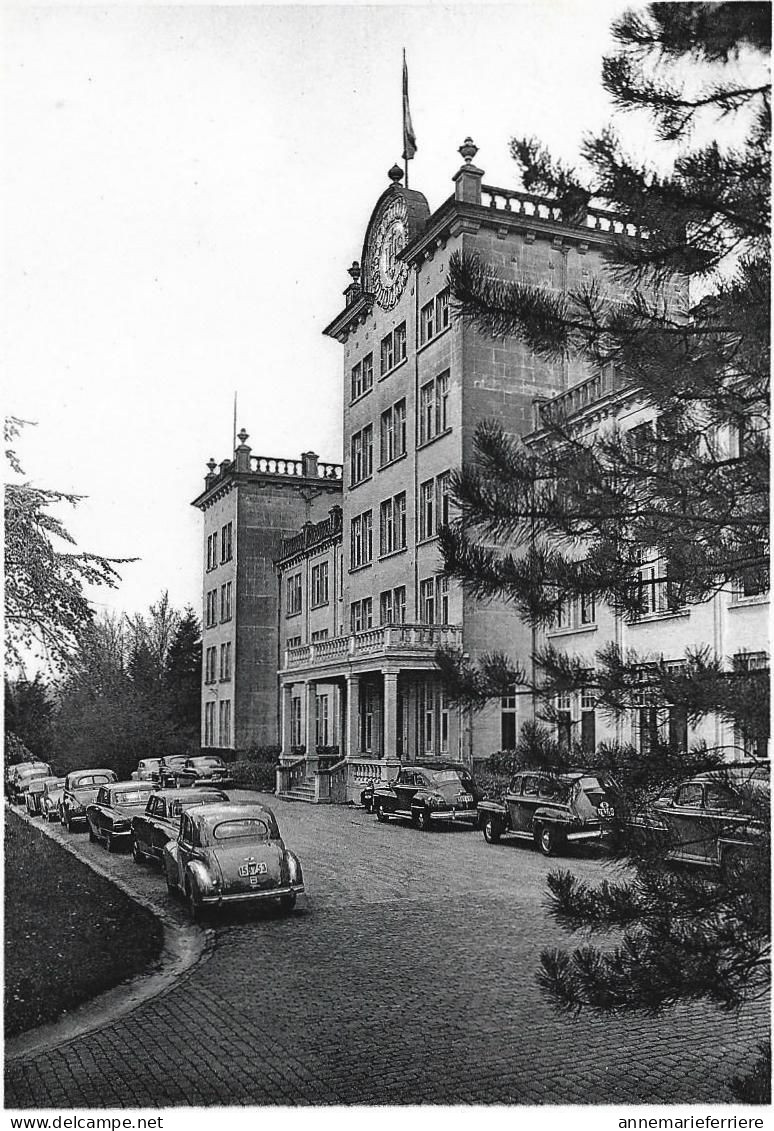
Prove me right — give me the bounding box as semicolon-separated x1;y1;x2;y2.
5;0;640;643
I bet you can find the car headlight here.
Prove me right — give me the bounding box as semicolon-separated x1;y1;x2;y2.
428;794;446;809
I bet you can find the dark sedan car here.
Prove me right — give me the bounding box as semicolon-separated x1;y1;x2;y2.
652;764;769;868
370;763;481;830
157;756;192;787
130;787;228;865
86;782;157;852
173;756;232;789
61;769;118;831
478;770;618;855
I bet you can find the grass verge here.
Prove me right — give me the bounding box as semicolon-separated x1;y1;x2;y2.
5;810;164;1038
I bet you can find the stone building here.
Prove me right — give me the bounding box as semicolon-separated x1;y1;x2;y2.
273;141;649;802
194;139;768;795
192;441;342;751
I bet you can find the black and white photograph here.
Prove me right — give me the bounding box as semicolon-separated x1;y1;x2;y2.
4;0;770;1115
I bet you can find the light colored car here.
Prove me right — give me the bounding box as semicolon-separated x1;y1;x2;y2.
25;776;65;817
60;769;119;830
163;801;304;920
131;758;162;782
9;764;53;805
41;779;67;822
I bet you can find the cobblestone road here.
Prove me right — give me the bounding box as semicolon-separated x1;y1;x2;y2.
5;794;768;1107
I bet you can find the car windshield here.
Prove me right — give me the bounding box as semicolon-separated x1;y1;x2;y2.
112;789;154;806
428;770;464;785
163;757;188;767
211;818;271;842
194;758;223;768
168;793;223;816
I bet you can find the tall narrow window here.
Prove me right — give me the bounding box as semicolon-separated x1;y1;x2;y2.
436;574;449;623
436;287;450;331
581;689;596;752
394;322;407;363
419;479;435;540
557;693;572;749
420;300;434;344
419;578;435;624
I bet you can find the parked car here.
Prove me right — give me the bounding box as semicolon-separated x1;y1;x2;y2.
157;756;192;787
652;764;769;869
9;764;54;805
370;763;481;830
478;770;618;856
131;758;162;782
163;801;304;919
60;769;119;831
130;787;228;865
25;776;65;817
86;781;158;852
171;756;232;789
41;778;67;822
6;761;51;799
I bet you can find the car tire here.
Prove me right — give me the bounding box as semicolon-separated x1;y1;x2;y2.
67;815;77;834
482;817;502;844
414;808;432;832
105;833;117;853
538;824;564;857
131;838;146;864
363;797;373;814
166;874;178;898
88;823;96;842
279;893;297;913
375;801;388;823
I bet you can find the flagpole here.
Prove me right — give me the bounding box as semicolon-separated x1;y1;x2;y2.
232;392;237;454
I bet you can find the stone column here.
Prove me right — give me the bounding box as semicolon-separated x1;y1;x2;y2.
304;680;317;760
280;683;293;758
383;672;399;761
346;674;360;760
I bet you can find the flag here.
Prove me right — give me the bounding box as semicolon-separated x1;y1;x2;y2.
402;49;417;162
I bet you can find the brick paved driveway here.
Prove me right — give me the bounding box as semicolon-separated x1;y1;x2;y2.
5;794;768;1107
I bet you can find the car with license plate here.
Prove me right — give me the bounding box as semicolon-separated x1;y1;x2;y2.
25;776;65;817
163;801;304;920
131;758;162;782
478;770;618;856
157;755;192;787
86;781;158;851
171;756;232;789
40;778;67;822
652;764;769;869
9;764;54;805
370;763;481;831
130;787;229;865
60;769;119;830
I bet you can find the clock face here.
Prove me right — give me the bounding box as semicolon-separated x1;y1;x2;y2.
369;196;409;310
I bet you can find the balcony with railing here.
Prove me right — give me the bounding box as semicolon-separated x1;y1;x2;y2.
283;623;463;672
531;367;629;432
279;507;343;562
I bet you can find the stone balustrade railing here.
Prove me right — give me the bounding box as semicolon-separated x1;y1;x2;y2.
279;508;343;560
480;185;642;239
250;455;343;480
284;624;463;670
532;367;627;430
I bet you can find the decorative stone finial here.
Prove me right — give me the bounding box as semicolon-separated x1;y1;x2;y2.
207;458;217;472
458;137;479;165
237;428;249;446
388;164;404;185
347;261;361;283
